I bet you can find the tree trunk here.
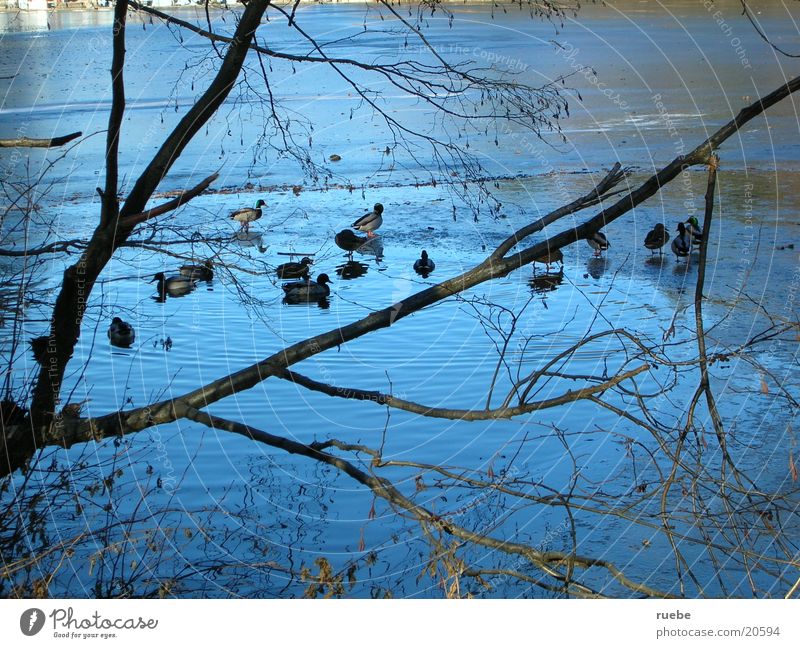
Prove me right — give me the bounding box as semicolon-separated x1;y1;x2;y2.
26;0;270;431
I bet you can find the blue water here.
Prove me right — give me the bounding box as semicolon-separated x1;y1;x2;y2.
1;2;799;598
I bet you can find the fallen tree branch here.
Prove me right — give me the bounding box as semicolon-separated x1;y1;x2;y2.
0;132;82;148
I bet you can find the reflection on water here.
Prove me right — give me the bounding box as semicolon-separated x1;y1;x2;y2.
232;231;267;252
644;254;669;267
354;236;384;262
585;257;609;279
283;296;330;310
528;269;564;295
336;260;368;280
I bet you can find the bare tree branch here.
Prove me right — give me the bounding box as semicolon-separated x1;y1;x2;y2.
0;131;82;148
275;364;650;421
118;172;219;229
183;406;673;598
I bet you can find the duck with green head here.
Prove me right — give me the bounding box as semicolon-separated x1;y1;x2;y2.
231;199;266;232
352;203;384;238
587;230;610;257
282;273;332;303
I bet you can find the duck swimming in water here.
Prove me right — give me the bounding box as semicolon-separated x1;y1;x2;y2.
180;260;214;281
413;250;435;276
282;273;332;303
644;223;670;255
151;272;196;298
230;199;266;232
108;317;135;348
276;257;313;280
352;203;384;238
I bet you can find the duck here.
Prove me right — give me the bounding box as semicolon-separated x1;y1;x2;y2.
685;216;703;247
151;272;196;298
586;230;610;257
352;203;384;238
413;250;435;275
180;259;214;281
283;273;332;302
532;247;563;271
335;229;367;256
108;317;135;347
671;222;692;260
276;256;313;279
644;223;670;255
230;199;266;232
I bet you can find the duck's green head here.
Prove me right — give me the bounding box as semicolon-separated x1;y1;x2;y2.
374;203;384;214
255;199;266;208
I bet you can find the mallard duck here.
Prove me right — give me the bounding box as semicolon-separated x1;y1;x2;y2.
644;223;670;255
335;229;367;257
151;272;196;298
587;230;610;257
533;247;563;271
276;256;313;279
180;259;213;281
108;317;135;348
283;273;332;302
352;203;383;238
671;222;692;260
230;199;266;232
413;250;435;276
685;216;703;246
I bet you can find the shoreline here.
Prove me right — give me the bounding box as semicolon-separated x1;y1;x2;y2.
2;1;452;11
0;1;519;13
